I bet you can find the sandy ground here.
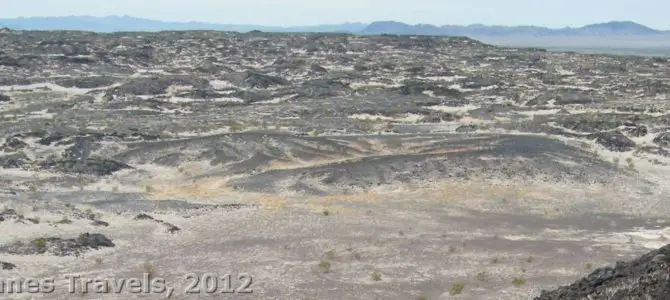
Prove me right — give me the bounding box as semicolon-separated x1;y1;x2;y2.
1;170;667;300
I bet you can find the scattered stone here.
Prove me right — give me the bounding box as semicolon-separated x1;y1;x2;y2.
0;233;115;256
623;124;648;137
591;131;636;152
653;132;670;147
163;223;181;234
535;244;670;300
25;217;40;224
39;157;132;176
133;213;155;221
456;124;478;133
0;152;31;169
55;218;72;224
224;71;288;88
0;208;20;222
91;220;109;227
0;137;28;152
1;261;16;270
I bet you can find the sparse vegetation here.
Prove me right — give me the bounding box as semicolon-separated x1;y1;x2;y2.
141;262;157;278
626;157;635;170
322;209;330;216
318;261;331;273
449;282;465;295
475;272;489;282
371;270;382;281
32;238;47;249
512;276;526;287
491;257;502;264
228;121;245;133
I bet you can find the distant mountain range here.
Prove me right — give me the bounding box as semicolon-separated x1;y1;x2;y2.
0;15;668;37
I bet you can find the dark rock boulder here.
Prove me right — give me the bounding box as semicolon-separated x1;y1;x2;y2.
38;131;67;145
176;89;225;100
56;76;118;89
623;124;648;137
1;137;28;152
0;93;10;102
535;244;670;300
0;152;31;169
108;76;210;97
40;158;132;176
528;89;601;106
0;233;114;256
310;64;328;74
456;124;478;133
398;80;463;97
63;137;93;161
558;114;627;133
460;75;502;89
133;213;155;221
224;71;289;89
653;132;670;147
423;111;457;123
91;220;109;227
0;208;20;222
75;233;115;250
1;261;16;270
591;131;636;152
299;78;350;98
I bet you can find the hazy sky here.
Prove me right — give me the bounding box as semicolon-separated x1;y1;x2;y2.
0;0;666;29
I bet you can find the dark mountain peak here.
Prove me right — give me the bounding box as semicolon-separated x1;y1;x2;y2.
362;21;416;34
0;16;665;37
578;20;658;34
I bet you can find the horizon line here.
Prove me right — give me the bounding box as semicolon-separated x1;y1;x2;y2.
0;14;665;31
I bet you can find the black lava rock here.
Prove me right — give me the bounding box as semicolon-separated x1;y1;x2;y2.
91;220;109;227
653;132;670;147
535;244;670;300
0;152;31;169
1;261;16;270
0;233;114;256
0;137;28;152
76;233;115;250
623;124;648;137
133;213;155;221
40;158;132;176
591;131;636;152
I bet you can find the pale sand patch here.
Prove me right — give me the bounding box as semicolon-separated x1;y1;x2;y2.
0;83;97;94
348;113;392;121
167;96;245;103
254;93;299;104
349;81;402;89
425;104;480;113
